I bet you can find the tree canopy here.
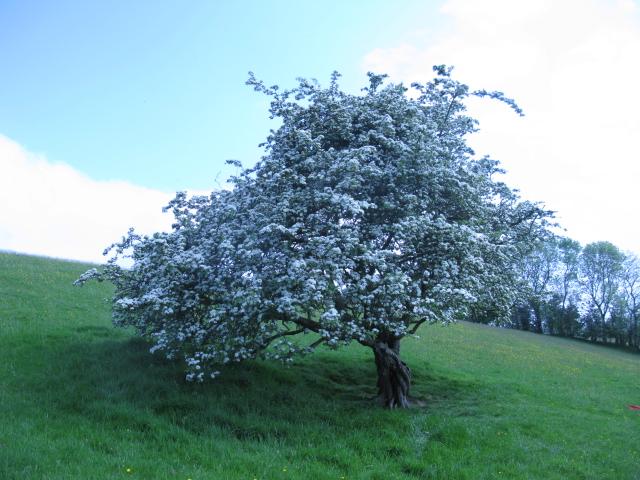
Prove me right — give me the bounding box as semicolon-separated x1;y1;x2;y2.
78;67;550;408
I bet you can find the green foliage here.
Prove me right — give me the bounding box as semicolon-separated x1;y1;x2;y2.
3;253;640;479
544;293;581;337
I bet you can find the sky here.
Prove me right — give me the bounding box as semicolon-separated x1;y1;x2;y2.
1;0;639;263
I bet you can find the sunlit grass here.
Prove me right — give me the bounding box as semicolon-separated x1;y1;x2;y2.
1;252;639;479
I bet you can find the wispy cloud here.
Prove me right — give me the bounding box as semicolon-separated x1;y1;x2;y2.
0;135;176;263
363;0;640;253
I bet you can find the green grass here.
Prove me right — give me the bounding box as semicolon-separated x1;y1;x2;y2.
1;252;639;480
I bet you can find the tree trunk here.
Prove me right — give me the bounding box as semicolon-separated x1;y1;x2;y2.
601;318;608;344
531;301;543;334
373;338;411;409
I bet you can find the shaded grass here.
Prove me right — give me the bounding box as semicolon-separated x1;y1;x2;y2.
1;252;639;479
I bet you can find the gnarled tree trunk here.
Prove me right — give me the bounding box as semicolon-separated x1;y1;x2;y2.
373;336;411;408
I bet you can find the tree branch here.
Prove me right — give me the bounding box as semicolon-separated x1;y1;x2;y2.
261;327;305;348
358;337;375;348
307;337;325;350
437;92;459;137
381;232;395;250
408;319;427;335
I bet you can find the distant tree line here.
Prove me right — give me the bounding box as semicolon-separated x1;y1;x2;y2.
470;237;640;350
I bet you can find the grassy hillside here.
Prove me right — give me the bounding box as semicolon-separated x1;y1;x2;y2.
1;252;639;480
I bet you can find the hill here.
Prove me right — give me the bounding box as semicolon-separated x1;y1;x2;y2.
1;252;639;479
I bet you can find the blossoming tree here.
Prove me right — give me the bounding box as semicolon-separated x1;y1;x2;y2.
78;67;549;408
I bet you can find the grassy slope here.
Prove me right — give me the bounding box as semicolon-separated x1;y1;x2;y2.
0;252;639;480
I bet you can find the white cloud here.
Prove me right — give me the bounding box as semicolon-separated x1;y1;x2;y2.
0;135;180;263
363;0;640;254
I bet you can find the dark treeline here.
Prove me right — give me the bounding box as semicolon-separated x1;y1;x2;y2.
470;237;640;350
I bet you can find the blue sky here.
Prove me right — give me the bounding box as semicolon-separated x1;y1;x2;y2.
0;0;445;191
2;0;640;262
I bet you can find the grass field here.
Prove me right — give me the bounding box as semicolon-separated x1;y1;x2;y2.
1;252;639;479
